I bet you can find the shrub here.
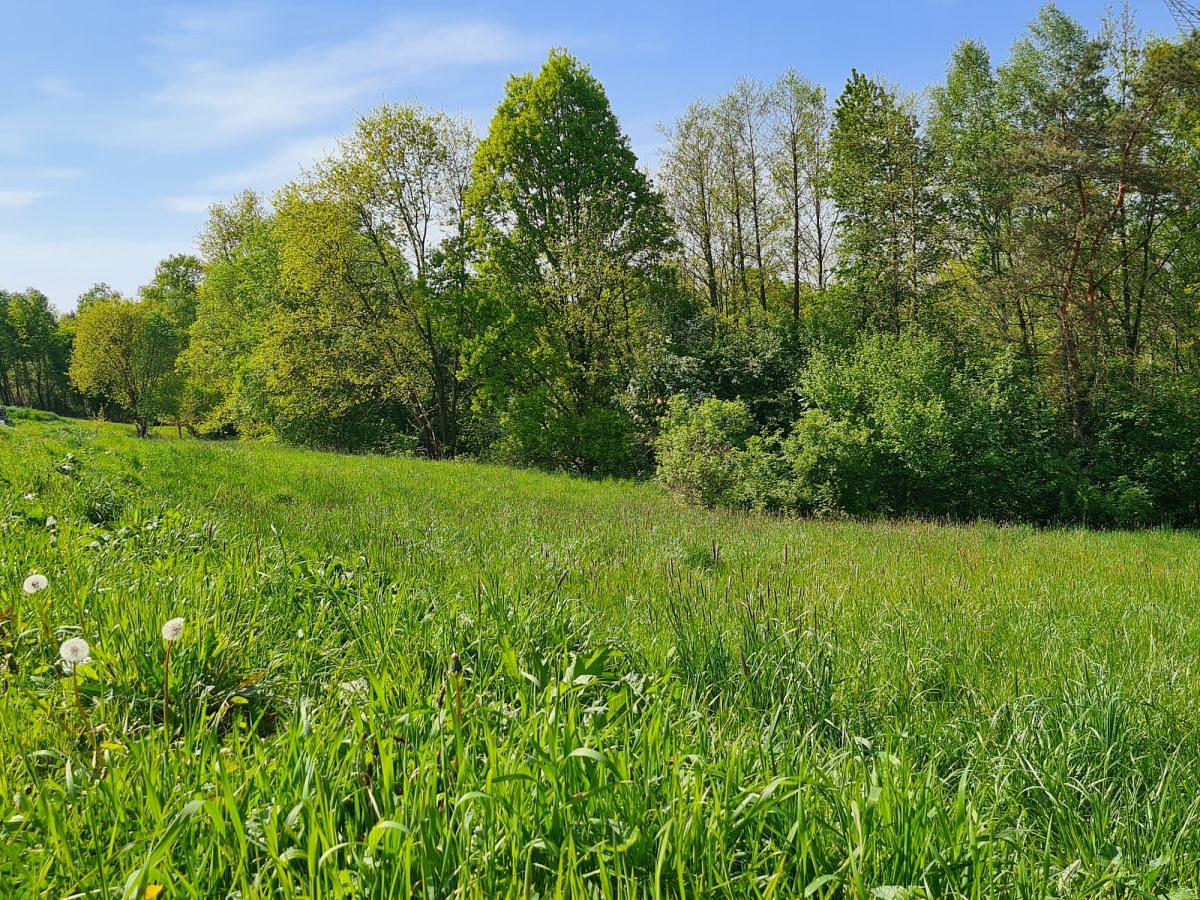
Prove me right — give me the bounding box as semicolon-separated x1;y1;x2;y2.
787;337;1073;520
1072;374;1200;526
654;395;755;507
495;392;643;477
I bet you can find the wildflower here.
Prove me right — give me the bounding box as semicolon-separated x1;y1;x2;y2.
161;617;185;642
144;885;165;900
160;619;184;730
59;637;90;665
23;573;48;594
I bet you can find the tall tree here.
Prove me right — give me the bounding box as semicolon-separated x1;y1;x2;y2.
660;100;723;312
183;191;282;435
768;70;837;316
469;50;675;474
930;41;1033;354
723;80;775;313
831;71;946;334
70;297;181;436
271;105;477;455
998;5;1200;434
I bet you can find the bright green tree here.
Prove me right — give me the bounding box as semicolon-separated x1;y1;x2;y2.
269;105;477;454
468;50;676;474
182;191;282;436
70;297;181;436
140;254;204;330
831;71;946;335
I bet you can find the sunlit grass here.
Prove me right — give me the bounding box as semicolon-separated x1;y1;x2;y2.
2;411;1199;896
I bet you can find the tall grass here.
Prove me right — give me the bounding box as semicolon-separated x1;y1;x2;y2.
1;414;1198;896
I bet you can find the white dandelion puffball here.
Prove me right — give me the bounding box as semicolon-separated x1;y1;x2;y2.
161;617;185;642
23;573;48;594
59;637;91;665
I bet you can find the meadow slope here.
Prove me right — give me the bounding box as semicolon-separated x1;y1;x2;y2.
1;412;1199;897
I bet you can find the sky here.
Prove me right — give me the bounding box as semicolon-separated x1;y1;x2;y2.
0;0;1180;312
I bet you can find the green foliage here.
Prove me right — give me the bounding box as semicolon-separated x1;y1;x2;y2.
654;395;755;507
831;71;946;333
788;335;1064;519
139;254;204;331
269;105;477;457
0;289;73;413
655;334;1079;522
68;296;182;436
654;395;796;510
182;191;281;437
1074;374;1200;525
467;50;675;476
74;282;121;313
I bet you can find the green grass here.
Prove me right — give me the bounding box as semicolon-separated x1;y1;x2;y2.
2;413;1199;898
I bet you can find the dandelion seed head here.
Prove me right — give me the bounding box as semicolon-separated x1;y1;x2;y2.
161;617;185;642
23;573;48;594
59;637;90;665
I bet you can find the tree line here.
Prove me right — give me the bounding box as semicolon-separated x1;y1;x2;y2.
6;4;1200;525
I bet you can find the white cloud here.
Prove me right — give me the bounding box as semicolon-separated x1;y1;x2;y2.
157;132;344;214
0;189;47;208
157;195;220;214
125;18;534;151
204;133;343;190
34;77;81;99
0;232;190;311
33;167;83;180
144;7;269;55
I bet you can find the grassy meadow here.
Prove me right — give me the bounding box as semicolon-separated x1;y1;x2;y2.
2;410;1199;897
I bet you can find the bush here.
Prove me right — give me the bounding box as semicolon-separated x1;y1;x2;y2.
780;335;1072;520
494;392;644;477
656;334;1082;523
655;396;755;507
648;331;1200;528
1070;374;1200;526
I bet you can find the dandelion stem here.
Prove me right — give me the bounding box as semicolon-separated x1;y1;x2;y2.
162;642;172;732
449;652;463;728
70;669;92;748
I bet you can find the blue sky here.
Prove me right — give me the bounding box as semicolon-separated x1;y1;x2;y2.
0;0;1178;311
